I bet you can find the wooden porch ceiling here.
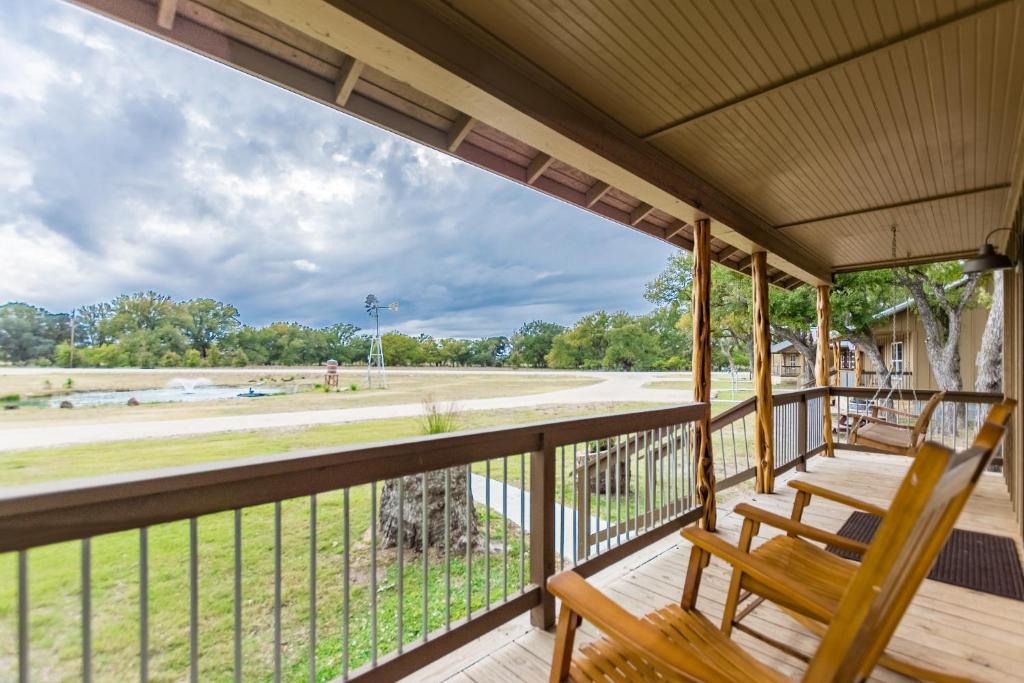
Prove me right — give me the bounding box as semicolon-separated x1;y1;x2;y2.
69;0;1024;287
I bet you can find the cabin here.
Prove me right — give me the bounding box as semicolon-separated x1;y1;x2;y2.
3;2;1023;681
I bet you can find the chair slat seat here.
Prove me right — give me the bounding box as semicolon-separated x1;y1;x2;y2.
569;604;789;682
749;536;854;609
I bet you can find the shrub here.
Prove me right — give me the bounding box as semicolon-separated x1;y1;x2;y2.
1;394;19;403
420;395;462;434
349;383;358;392
64;378;74;389
183;349;202;368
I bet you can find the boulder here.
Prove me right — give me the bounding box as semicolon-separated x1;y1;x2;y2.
127;397;140;406
59;400;74;409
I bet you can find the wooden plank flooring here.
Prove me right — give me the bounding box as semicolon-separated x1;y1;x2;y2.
406;450;1024;682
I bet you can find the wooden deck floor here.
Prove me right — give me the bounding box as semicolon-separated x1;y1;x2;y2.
407;450;1024;682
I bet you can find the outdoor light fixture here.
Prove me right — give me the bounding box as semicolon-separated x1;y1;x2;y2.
962;228;1021;275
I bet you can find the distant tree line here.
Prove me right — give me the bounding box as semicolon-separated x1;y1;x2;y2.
0;255;998;385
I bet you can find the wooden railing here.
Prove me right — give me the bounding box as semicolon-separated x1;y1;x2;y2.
1;404;715;682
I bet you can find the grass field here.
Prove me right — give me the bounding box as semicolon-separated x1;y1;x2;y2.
0;401;664;682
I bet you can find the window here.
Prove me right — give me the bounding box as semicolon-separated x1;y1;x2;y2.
891;341;904;374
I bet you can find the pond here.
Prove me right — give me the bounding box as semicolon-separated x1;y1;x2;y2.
47;384;285;407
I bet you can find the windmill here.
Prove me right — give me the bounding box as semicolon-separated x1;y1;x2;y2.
365;294;399;388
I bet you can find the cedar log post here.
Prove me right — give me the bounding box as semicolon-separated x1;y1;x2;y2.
692;218;716;530
816;285;835;456
853;348;863;387
751;252;774;493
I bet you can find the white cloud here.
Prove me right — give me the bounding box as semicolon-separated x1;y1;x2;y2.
292;259;320;273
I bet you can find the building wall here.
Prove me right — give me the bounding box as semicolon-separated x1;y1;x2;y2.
858;295;991;391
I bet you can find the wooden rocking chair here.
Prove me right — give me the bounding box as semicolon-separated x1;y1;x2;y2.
848;390;945;455
717;398;1014;682
547;439;988;682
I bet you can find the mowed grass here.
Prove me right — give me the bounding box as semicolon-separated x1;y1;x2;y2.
0;402;655;682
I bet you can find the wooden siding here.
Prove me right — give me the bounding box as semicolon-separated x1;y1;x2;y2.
411;451;1024;682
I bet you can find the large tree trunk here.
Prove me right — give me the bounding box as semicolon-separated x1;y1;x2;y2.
976;271;1003;393
847;330;889;388
378;468;478;550
772;326;815;386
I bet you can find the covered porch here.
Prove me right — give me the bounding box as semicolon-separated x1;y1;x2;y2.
417;450;1024;682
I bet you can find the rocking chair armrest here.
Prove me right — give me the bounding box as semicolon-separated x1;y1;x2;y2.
788;481;888;517
732;504;870;555
546;571;720;680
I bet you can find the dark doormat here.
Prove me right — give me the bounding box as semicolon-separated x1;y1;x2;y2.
828;511;1024;601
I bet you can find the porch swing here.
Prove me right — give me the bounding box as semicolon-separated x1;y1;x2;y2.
837;227;945;456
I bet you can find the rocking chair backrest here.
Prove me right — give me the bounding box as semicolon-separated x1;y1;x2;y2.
986;398;1017;429
802;440;987;683
910;392;946;444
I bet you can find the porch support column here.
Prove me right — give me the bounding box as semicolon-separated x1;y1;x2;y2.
853;349;863;387
816;285;835;456
751;251;774;493
691;218;716;530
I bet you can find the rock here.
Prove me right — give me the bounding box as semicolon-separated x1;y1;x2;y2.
127;397;140;406
378;468;479;551
3;404;17;410
59;400;74;409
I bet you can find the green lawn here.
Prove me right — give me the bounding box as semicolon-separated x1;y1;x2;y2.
0;402;655;682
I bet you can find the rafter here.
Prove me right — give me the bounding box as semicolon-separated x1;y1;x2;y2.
526;153;554;185
156;0;177;30
333;55;364;106
629;203;654;226
446;113;475;152
736;256;753;273
585;181;610;208
664;219;686;239
641;0;1012;141
716;245;740;261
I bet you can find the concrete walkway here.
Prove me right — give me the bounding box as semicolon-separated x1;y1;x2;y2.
0;371;745;451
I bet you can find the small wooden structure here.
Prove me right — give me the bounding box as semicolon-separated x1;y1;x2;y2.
324;359;339;389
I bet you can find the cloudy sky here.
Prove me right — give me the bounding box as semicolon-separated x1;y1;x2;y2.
0;0;677;338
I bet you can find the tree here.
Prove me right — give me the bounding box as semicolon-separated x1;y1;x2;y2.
769;285;817;385
183;298;240;358
546;311;612;369
602;320;657;370
0;303;67;363
975;271;1003;392
831;270;899;387
509;320;565;367
894;264;981;391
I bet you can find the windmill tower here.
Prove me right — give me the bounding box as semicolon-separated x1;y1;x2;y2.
365;294;399;388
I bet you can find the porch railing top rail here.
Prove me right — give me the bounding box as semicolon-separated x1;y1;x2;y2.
831;386;1004;404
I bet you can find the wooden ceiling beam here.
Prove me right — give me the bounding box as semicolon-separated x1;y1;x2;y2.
333;55;364;107
446;113;475;152
526;153;554;185
243;0;831;285
775;183;1011;229
641;0;1013;141
716;245;740;261
629;203;654;226
585;181;610;207
156;0;177;30
736;256;753;273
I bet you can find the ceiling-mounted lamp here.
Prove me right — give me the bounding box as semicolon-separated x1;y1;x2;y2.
962;228;1021;275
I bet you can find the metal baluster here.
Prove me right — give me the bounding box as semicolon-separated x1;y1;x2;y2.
274;503;281;682
397;478;404;654
343;489;350;679
444;469;451;630
593;439;599;555
465;465;472;619
742;415;750;468
718;429;726;477
82;539;91;683
234;510;242;683
309;495;317;682
559;446;566;570
422;473;428;643
572;443;579;563
615;434;622;544
370;482;378;666
484;460;491;606
190;518;199;683
140;529;148;683
18;550;28;683
605;436;612;552
519;452;525;590
502;457;508;600
730;423;739;477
